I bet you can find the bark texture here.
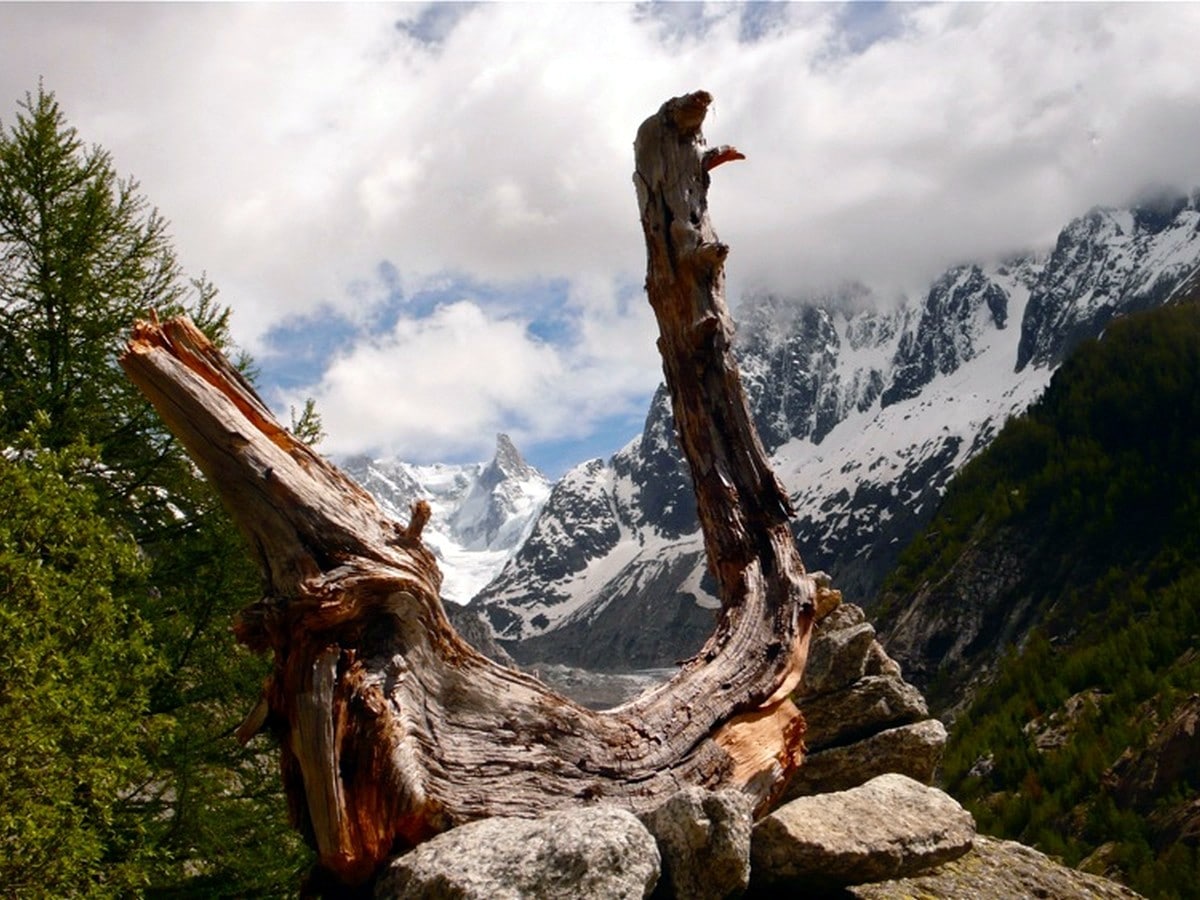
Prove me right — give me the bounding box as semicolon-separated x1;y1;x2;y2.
119;91;826;890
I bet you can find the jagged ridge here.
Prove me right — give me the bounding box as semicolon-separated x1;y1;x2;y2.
467;192;1200;670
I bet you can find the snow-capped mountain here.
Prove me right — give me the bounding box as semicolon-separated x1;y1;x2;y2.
341;433;551;603
1018;192;1200;370
469;191;1200;670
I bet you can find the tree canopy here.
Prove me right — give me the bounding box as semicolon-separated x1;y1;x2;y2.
0;86;311;894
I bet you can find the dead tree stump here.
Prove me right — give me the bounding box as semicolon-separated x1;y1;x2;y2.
119;90;827;890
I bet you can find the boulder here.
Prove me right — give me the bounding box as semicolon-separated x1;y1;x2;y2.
862;639;903;679
640;787;752;900
848;835;1144;898
783;718;947;799
375;805;660;899
750;773;975;889
814;596;864;630
800;675;929;750
800;621;876;696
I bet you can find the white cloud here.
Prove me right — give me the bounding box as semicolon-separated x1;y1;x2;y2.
296;274;660;463
5;2;1200;465
304;300;561;459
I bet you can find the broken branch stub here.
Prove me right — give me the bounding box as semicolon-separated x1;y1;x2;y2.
118;90;825;890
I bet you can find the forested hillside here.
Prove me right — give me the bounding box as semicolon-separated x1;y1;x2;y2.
0;88;309;894
876;298;1200;897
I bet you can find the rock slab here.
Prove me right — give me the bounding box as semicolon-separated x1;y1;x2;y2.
375;805;660;899
800;675;930;750
847;835;1144;899
784;718;948;800
750;773;975;889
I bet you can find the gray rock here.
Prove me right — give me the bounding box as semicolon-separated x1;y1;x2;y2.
445;603;518;667
847;835;1144;899
375;805;660;899
862;639;903;679
801;675;929;751
815;598;866;630
640;787;752;900
784;718;947;799
800;621;876;697
750;773;975;889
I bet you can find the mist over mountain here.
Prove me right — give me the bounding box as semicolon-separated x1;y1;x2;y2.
455;191;1200;669
347;191;1200;674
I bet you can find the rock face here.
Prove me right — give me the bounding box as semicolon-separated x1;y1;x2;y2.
750;774;976;890
848;835;1145;899
476;387;718;668
1106;692;1200;850
442;602;517;667
1016;192;1200;371
463;193;1200;671
879;523;1036;714
1108;693;1200;811
374;805;660;900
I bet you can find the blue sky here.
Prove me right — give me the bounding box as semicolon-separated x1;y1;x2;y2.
4;2;1200;476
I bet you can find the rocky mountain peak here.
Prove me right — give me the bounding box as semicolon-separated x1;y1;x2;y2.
481;432;539;488
458;192;1200;670
341;436;549;603
880;264;1019;408
1016;191;1200;371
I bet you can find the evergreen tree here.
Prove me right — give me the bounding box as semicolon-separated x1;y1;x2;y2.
0;433;159;895
0;87;183;447
0;87;311;893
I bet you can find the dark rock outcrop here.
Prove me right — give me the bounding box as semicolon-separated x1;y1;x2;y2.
1105;693;1200;850
1108;693;1200;811
878;524;1035;714
881;265;1010;408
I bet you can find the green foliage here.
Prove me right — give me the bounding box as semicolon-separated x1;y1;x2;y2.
881;300;1200;897
0;88;184;450
289;397;326;447
0;434;160;894
0;86;312;894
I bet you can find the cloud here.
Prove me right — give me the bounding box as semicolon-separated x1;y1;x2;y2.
303;300;563;459
5;2;1200;465
286;273;661;464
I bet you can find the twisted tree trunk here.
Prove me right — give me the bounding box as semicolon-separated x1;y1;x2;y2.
120;91;830;891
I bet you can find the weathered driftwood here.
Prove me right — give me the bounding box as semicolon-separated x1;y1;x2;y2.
119;90;826;890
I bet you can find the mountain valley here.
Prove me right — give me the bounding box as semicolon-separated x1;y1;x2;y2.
342;190;1200;898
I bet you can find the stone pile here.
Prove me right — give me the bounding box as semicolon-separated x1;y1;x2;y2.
783;599;948;800
374;598;1143;898
375;774;976;899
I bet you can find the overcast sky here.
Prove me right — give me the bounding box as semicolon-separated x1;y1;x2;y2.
4;2;1200;475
